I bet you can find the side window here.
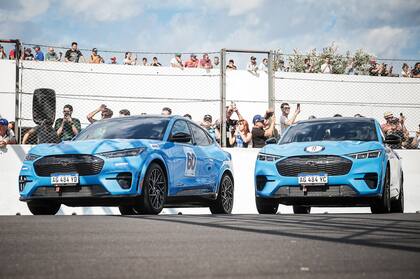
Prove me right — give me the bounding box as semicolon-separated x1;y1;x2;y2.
171;120;192;144
190;124;211;146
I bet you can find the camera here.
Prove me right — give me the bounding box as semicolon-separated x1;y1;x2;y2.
265;111;274;120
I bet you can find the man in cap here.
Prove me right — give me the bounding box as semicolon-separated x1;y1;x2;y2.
201;114;218;141
0;118;16;147
110;57;117;64
184;54;199;68
170;53;184;68
89;48;104;64
246;56;258;74
252;113;276;148
33;45;44;61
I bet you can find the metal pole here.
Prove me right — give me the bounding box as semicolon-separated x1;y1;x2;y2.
268;50;275;111
220;49;227;147
14;40;21;143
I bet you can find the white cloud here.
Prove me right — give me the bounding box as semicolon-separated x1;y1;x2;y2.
0;0;51;22
207;0;265;16
60;0;144;22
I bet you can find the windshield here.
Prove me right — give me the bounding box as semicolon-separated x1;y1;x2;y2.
280;120;378;144
74;117;169;141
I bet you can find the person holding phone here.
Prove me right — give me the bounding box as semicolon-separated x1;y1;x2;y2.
55;104;81;141
280;102;301;134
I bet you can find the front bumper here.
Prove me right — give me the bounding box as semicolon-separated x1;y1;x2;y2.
19;155;146;205
255;155;385;204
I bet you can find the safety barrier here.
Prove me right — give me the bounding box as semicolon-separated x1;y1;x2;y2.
0;145;419;215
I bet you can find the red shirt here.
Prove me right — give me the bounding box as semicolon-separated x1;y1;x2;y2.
184;59;199;68
200;58;212;69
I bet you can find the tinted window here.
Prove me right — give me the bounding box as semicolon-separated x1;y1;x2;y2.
171;120;192;144
280;120;378;144
190;124;211;146
74;117;169;141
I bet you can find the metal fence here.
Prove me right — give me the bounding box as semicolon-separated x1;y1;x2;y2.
1;40;419;148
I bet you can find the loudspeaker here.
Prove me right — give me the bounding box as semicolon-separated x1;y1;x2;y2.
33;88;56;125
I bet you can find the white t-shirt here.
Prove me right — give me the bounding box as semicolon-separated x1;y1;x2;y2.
321;63;332;74
247;62;258;72
170;57;183;68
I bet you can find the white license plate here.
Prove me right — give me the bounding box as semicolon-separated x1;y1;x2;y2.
298;174;328;185
51;174;79;185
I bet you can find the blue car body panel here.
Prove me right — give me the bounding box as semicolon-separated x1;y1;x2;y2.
19;116;233;206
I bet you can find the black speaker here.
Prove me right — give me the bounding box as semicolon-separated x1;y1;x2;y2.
33;88;56;125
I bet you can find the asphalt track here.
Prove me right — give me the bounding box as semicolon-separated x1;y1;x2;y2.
1;214;420;279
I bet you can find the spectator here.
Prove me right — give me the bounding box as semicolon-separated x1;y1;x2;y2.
333;114;343;117
89;48;104;64
54;104;81;141
141;57;149;66
320;57;332;74
22;120;58;144
0;118;16;147
345;59;358;75
381;112;409;148
151;56;162;67
246;56;258;74
401;63;411;77
110;57;117;64
9;49;15;60
23;48;34;60
277;59;286;72
119;109;130;116
0;45;6;59
8;121;15;131
161;107;172;115
218;103;244;147
124;52;136;65
199;53;213;69
304;58;314;73
171;53;184;68
213;56;220;68
411;125;420;149
252;114;275;148
259;58;268;73
201;114;218;142
184;54;199;68
64;42;84;63
226;59;237;70
33;45;44;61
45;47;61;61
87;104;113;123
354;114;364;118
412;62;420;78
279;103;300;134
183;114;192;120
229;119;252;148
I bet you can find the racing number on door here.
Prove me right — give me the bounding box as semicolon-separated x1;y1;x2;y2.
184;150;197;177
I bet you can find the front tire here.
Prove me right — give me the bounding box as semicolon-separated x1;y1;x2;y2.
27;201;60;215
256;197;278;214
210;174;234;214
371;168;391;214
141;163;167;215
391;176;404;213
293;205;311;214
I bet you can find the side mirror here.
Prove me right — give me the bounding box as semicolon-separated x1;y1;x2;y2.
170;132;191;143
383;134;401;145
265;137;277;145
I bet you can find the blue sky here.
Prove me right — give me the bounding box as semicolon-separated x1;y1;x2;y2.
1;0;419;65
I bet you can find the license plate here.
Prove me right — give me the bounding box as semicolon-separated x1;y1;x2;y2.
51;173;79;185
298;174;328;185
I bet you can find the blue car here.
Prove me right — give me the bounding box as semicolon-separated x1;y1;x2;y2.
19;115;234;215
255;117;404;214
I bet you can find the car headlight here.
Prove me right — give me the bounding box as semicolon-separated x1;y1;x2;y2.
24;153;41;161
98;148;145;158
257;153;284;162
347;150;381;160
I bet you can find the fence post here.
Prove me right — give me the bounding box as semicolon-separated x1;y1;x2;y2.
220;48;227;147
268;50;275;112
14;40;21;143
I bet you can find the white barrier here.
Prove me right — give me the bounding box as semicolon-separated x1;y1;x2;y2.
0;145;418;215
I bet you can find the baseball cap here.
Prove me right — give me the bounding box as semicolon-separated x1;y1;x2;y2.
253;114;264;124
251;56;256;60
384;112;393;118
203;114;212;121
92;48;98;52
110;57;116;60
33;45;41;50
175;53;181;57
0;118;9;126
190;53;196;58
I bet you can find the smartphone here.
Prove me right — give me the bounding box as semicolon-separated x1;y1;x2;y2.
297;103;301;109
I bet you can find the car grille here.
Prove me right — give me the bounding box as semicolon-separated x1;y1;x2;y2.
275;185;357;197
34;154;104;177
276;155;352;177
32;185;108;197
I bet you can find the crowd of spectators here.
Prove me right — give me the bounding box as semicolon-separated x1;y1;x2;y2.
1;101;420;149
2;42;418;77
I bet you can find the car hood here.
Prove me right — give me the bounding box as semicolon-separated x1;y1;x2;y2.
261;141;383;157
28;139;162;156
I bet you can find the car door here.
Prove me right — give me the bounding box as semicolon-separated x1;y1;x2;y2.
189;123;217;191
167;119;199;194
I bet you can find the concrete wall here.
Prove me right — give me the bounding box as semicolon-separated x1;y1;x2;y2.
1;145;418;215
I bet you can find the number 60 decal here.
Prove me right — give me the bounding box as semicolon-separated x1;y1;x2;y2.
184;147;197;177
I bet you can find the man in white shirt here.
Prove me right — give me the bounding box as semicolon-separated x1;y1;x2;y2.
246;56;258;74
320;57;333;74
170;53;184;69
